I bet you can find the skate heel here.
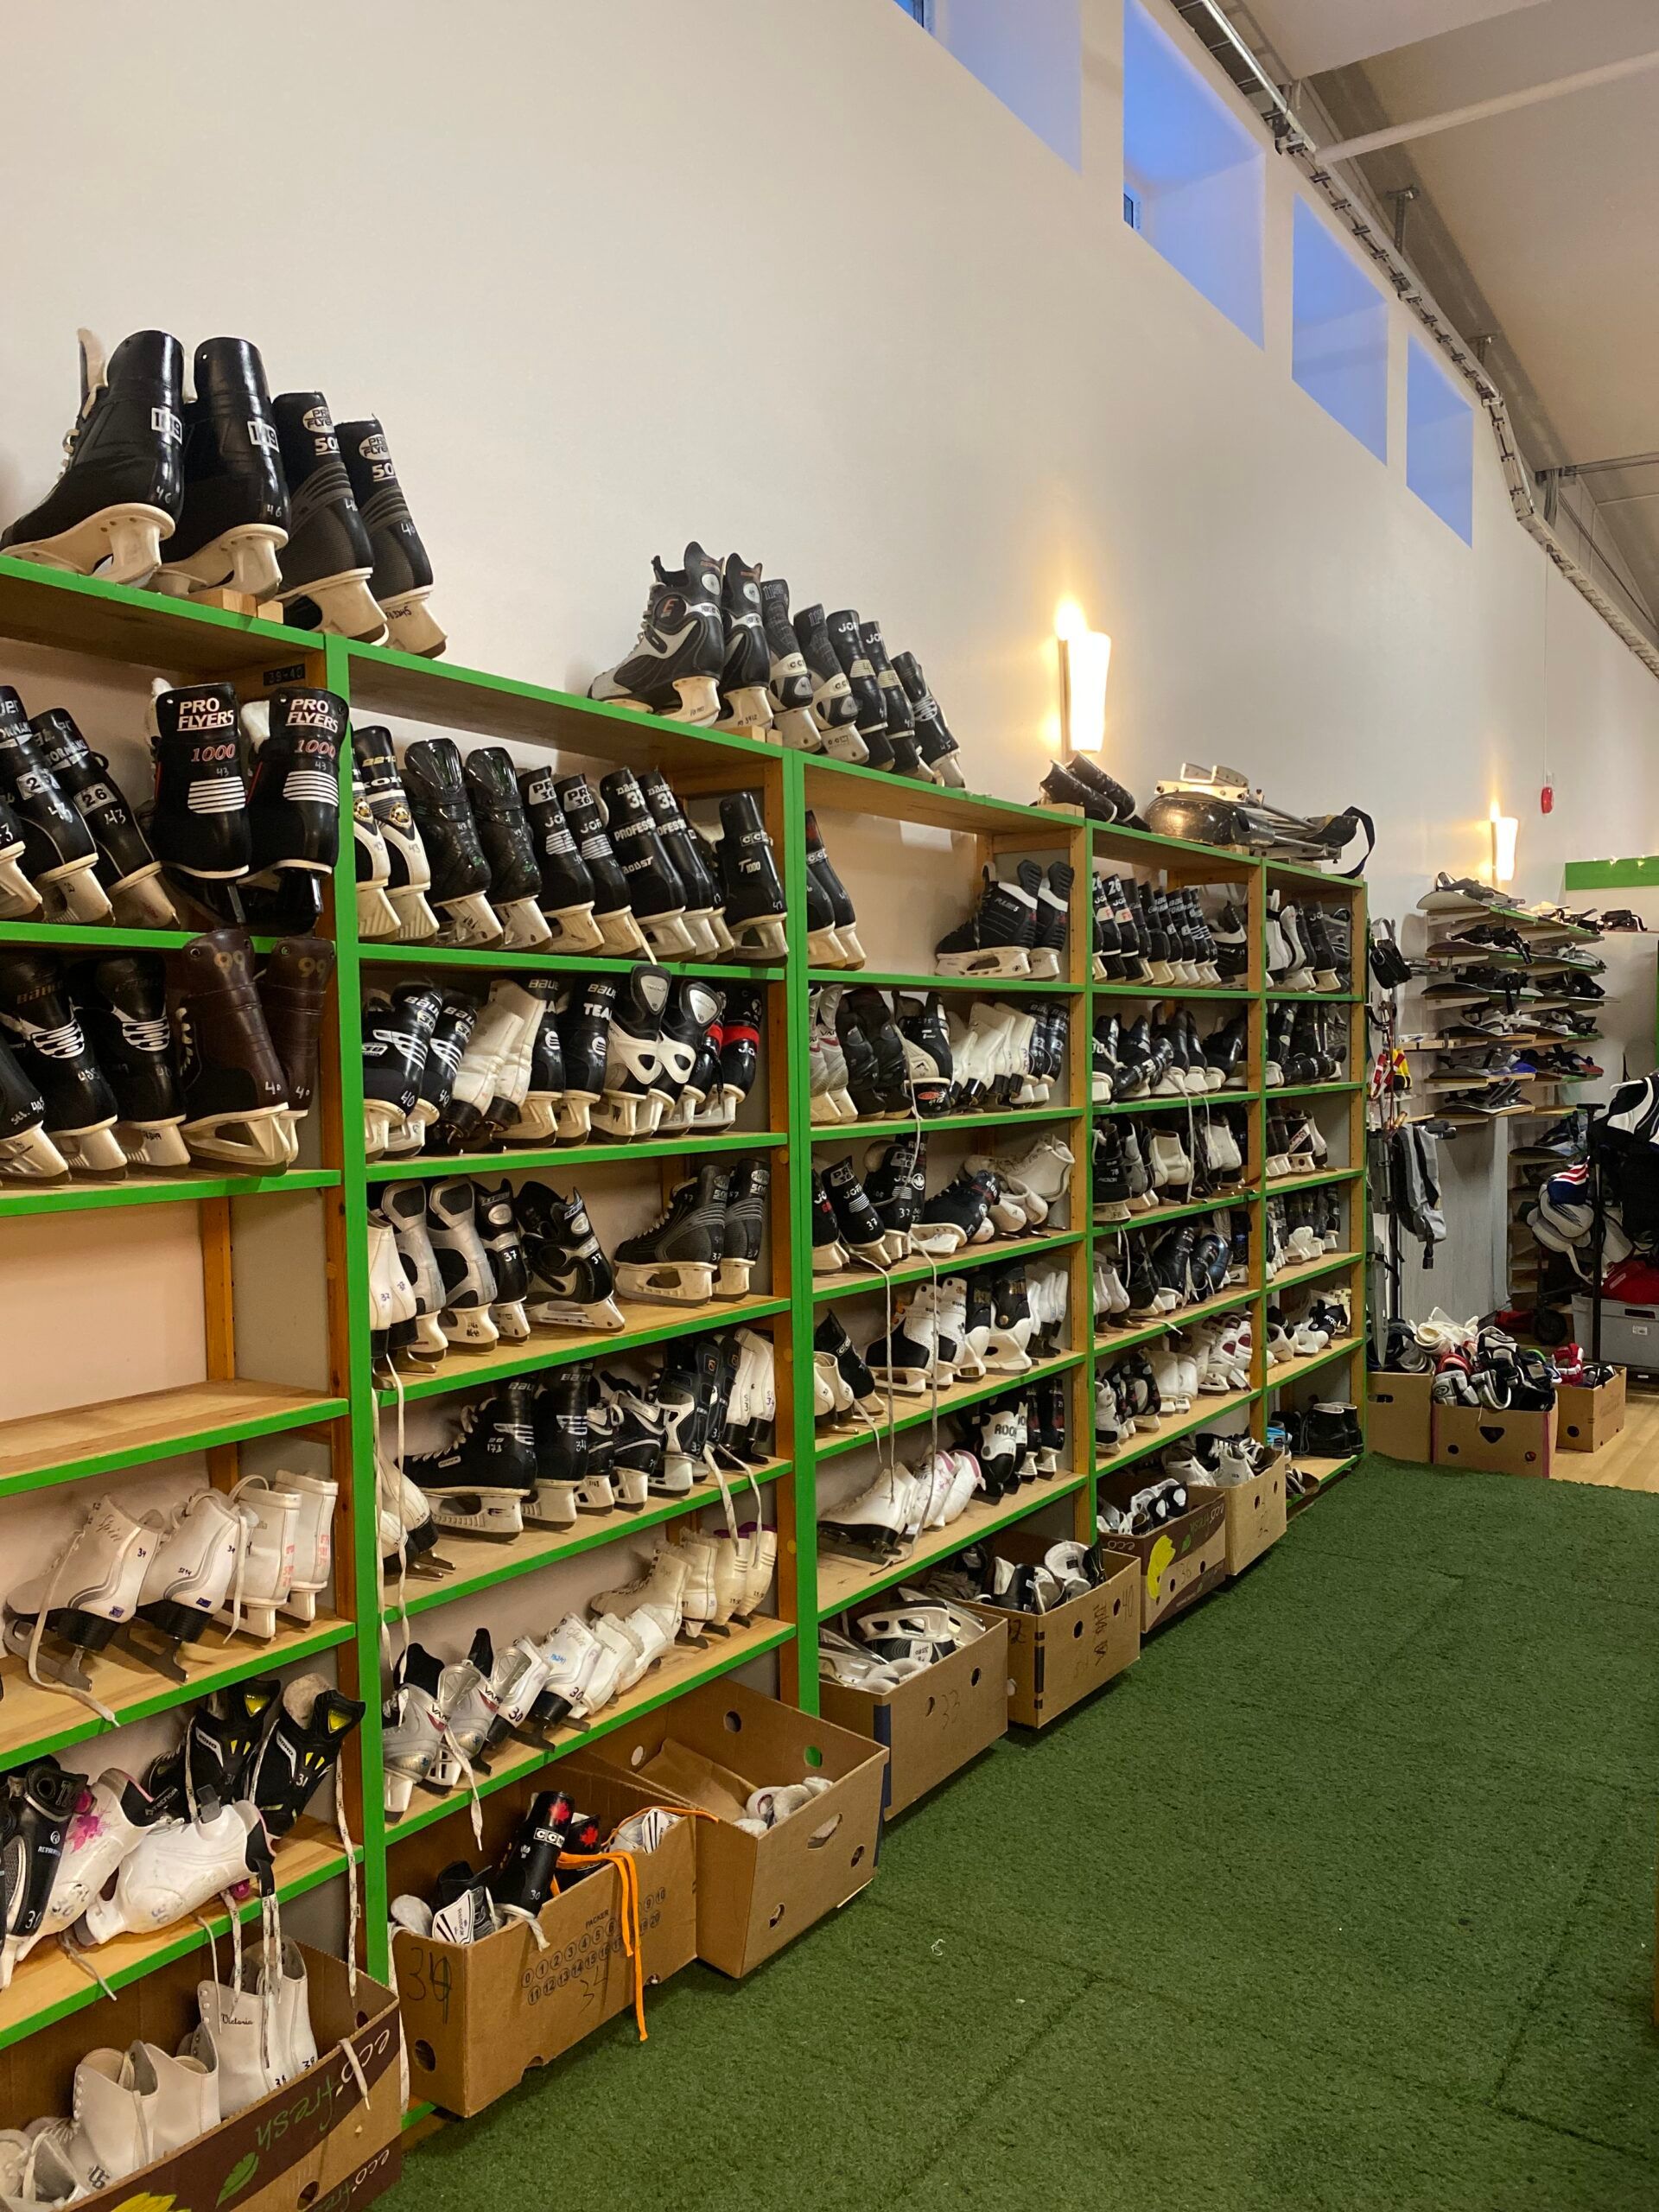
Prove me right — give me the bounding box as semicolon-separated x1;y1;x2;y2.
182;1103;291;1172
283;569;387;644
10;503;175;585
491;1298;531;1342
278;1586;319;1624
0;852;41;918
774;706;823;752
831;924;868;966
1028;950;1061;981
0;1125;69;1181
429;1492;524;1542
820;727;871;764
156;524;287;601
364;1100;398;1158
527;1482;578;1529
118;1117;190;1173
55;1122;130;1179
356;883;401;938
678;910;725;959
806;923;845;967
390;887;441;941
379;589;448;659
435;889;504;947
591;1094;664;1141
543;902;606;954
715;1256;753;1299
729;915;789;959
594;908;649;957
717;686;775;736
669;675;721;726
496;897;553;950
616;1259;715;1305
639;909;697;959
440;1305;499;1349
108;866;180;930
38;857;115;926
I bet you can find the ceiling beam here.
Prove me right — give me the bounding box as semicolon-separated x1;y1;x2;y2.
1319;49;1659;162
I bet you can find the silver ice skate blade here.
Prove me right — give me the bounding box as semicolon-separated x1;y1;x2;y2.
614;1261;715;1305
154;522;286;601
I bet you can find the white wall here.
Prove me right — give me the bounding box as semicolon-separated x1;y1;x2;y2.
2;0;1656;1363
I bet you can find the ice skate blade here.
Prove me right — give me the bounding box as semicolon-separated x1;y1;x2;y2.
716;685;775;736
6;502;174;585
615;1260;715;1305
639;909;698;959
155;523;287;601
497;898;552;950
382;1112;429;1157
39;859;115;926
505;1103;560;1144
0;1126;70;1181
278;567;387;643
543;902;606;955
594;908;649;957
591;1094;664;1141
1027;950;1061;981
807;925;847;967
55;1122;130;1179
811;1242;850;1274
729;914;788;960
380;588;448;659
108;866;180;930
435;890;504;948
491;1300;531;1341
678;910;724;959
665;675;721;727
935;950;1032;979
820;728;870;765
441;1307;499;1349
830;925;867;967
182;1105;291;1173
118;1118;191;1173
115;1622;190;1682
363;1101;397;1159
390;887;441;941
524;1295;626;1332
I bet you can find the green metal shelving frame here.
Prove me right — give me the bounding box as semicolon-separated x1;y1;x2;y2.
0;552;1368;2070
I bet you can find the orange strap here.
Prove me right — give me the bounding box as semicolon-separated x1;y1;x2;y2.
558;1849;646;2039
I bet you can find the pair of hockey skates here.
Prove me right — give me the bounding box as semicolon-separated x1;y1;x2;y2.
2;1476;337;1713
362;969;760;1157
591;543;965;786
390;1788;611;1948
1095;1325;1253;1452
1266;1290;1351;1364
3;329;442;652
1093;1007;1249;1103
1263;1187;1345;1278
381;1326;777;1554
1038;753;1140;825
1266;894;1350;992
811;1135;1071;1272
1263;1111;1330;1179
0;930;332;1180
0;686;175;928
933;860;1072;980
1090;874;1236;987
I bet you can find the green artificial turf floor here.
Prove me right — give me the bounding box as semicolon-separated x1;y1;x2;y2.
392;1458;1659;2210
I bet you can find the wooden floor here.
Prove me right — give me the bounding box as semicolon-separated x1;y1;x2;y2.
1552;1380;1659;1491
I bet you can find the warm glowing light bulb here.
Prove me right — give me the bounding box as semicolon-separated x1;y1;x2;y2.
1054;598;1089;644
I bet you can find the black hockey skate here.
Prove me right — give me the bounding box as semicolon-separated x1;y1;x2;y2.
270;392;386;640
255;936;336;1160
353;725;439;941
715;553;774;734
0;689;112;925
407;1380;540;1541
2;329;184;583
600;768;698;958
589;542;724;726
591;965;670;1139
892;651;966;787
553;773;648;956
400;737;501;946
516;767;605;952
66;951;188;1171
858;620;924;777
29;706;176;927
169;928;292;1172
474;1179;532;1340
935;864;1039;978
518;1181;626;1330
526;1364;592;1528
242;687;345;933
248;1673;365;1840
712;983;762;1127
147;681;251;926
0;1033;67;1182
614;1162;730;1304
493;1792;601;1927
0;790;37;921
759;577;820;750
362;981;441;1157
640;769;731;957
716;790;788;959
792;603;868;761
719;1154;771;1297
804;811;866;965
555;976;614;1143
154;337;288;602
823;611;894;768
462;747;552;949
337;416;447;657
0;1758;87;1973
0;950;127;1176
146;1676;281;1819
656;976;723;1130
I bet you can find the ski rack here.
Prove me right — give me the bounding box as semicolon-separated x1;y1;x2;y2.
0;553;1369;2077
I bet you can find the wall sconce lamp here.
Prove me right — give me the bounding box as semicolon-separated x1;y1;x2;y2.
1056;600;1112;754
1490;804;1518;887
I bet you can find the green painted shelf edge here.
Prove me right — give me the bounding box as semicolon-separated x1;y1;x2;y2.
365;1131;784;1184
359;943;780;983
378;1300;792;1406
0;1395;352;1501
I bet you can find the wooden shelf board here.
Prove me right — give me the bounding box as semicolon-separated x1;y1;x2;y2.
0;1381;348;1495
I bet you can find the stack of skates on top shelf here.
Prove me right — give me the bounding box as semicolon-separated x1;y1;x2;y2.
810;982;1071;1129
2;327;445;651
368;1160;772;1376
4;1473;342;1717
362;963;762;1158
0;1670;362;1997
381;1505;778;1816
811;1124;1075;1281
1090;871;1246;992
352;730;792;962
588;542;967;785
378;1325;779;1559
817;1369;1070;1566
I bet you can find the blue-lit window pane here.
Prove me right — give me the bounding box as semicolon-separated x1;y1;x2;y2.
1407;338;1475;543
1292;199;1388;460
893;0;927;20
1122;0;1264;345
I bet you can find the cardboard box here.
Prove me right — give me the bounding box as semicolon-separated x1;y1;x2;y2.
1096;1478;1228;1632
1558;1365;1627;1453
962;1541;1140;1728
583;1680;887;1977
1433;1401;1558;1478
820;1616;1009;1812
1368;1370;1434;1463
1192;1454;1288;1576
0;1945;400;2212
390;1765;697;2116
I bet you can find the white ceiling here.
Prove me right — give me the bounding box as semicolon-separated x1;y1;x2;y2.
1248;0;1547;79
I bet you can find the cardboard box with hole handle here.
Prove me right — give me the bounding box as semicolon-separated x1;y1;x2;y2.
582;1679;887;1977
819;1613;1009;1813
1093;1478;1228;1631
1189;1451;1288;1577
389;1764;698;2116
1432;1400;1558;1478
959;1535;1140;1728
1368;1370;1433;1463
0;1944;400;2212
1557;1366;1626;1453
